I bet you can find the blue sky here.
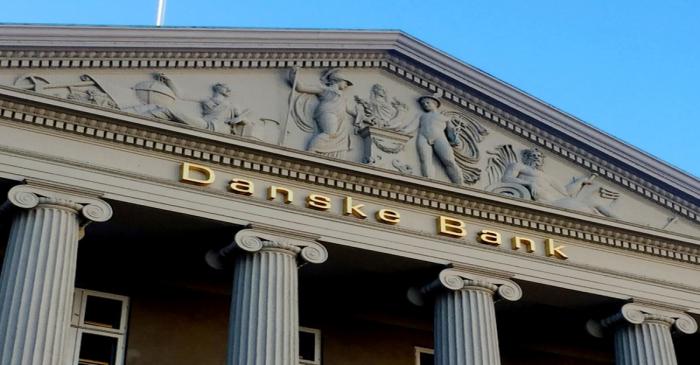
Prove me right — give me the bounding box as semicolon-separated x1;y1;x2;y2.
3;0;699;177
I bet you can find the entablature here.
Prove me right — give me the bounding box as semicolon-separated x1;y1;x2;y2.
0;86;697;267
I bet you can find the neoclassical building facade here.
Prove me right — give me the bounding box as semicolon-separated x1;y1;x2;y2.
0;25;697;365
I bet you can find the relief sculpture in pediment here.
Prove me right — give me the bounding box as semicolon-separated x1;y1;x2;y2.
122;73;274;139
402;95;488;185
14;74;119;109
486;145;621;218
285;68;354;159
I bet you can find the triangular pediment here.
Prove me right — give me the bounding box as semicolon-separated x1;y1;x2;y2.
0;25;697;238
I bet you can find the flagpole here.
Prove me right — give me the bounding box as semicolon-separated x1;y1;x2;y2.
156;0;167;26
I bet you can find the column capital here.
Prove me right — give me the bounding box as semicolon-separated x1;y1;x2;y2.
206;224;328;270
7;182;112;223
408;266;522;306
587;302;698;338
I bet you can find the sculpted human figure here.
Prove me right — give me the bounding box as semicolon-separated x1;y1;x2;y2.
354;84;408;130
502;148;571;202
130;72;209;129
415;95;463;184
288;68;354;158
201;83;250;134
501;148;619;217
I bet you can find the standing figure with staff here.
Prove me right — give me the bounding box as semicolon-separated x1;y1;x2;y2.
285;68;355;159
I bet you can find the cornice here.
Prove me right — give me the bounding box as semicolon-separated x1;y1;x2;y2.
0;25;695;223
0;88;698;266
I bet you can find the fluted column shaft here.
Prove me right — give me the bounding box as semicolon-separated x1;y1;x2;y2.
409;268;522;365
588;302;698;365
613;318;677;365
228;246;299;365
434;282;501;365
213;228;327;365
0;185;112;365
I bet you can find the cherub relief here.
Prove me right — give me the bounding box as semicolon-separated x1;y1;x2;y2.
287;68;354;159
486;146;621;217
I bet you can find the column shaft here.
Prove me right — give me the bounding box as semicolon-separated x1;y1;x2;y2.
0;204;80;365
434;286;501;365
227;249;298;365
614;321;678;365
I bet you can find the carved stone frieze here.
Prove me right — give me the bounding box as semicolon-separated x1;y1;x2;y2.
487;145;622;218
400;94;487;185
0;94;697;265
358;126;413;173
14;73;118;109
0;38;695;225
286;67;354;159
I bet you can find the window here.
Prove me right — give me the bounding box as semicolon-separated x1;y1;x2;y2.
64;289;129;365
299;327;322;365
414;346;434;365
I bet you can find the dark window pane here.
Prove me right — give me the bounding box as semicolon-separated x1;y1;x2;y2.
419;352;434;365
78;333;118;365
84;295;122;329
299;331;316;361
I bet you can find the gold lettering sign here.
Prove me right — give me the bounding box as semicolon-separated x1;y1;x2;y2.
229;179;254;195
267;186;293;204
177;162;571;260
545;238;568;260
477;230;501;246
343;197;367;219
511;236;536;253
376;209;400;225
307;194;331;211
180;162;215;186
438;216;467;238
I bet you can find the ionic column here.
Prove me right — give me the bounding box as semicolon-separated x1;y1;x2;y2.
0;184;112;365
587;302;698;365
409;267;522;365
206;227;328;365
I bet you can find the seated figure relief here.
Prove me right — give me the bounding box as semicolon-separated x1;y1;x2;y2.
486;145;621;218
402;95;487;185
125;73;263;138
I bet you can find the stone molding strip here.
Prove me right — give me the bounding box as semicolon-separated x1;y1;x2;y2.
0;91;698;265
0;37;695;219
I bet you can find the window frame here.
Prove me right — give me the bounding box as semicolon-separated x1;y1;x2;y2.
414;346;434;365
299;326;322;365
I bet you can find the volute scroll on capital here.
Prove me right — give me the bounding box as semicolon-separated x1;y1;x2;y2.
587;302;698;338
7;184;113;223
233;228;328;264
408;267;522;306
206;227;328;270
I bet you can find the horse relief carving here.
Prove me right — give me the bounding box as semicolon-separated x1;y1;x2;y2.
486;145;621;218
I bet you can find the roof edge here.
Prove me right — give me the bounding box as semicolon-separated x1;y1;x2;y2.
0;24;696;201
